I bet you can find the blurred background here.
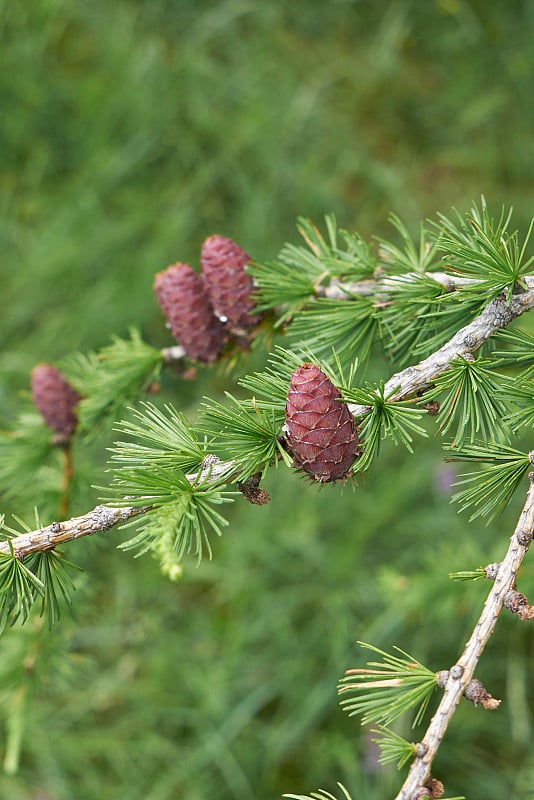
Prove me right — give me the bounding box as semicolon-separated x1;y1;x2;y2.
1;1;534;798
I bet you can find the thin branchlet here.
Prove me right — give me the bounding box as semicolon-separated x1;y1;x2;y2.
0;506;150;559
394;477;534;800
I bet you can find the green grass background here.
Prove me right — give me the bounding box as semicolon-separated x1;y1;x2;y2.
1;1;534;798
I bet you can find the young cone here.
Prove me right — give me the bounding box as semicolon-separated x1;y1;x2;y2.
200;235;261;333
154;263;228;363
285;363;360;482
31;364;80;445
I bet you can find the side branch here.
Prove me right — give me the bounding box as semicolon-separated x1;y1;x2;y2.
0;455;236;560
320;272;488;299
0;505;149;559
161;344;186;363
395;475;534;800
0;459;235;558
349;281;534;416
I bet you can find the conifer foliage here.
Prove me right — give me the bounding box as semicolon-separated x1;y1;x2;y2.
2;199;534;798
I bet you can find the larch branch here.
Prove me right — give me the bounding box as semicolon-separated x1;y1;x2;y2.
320;271;486;299
394;475;534;800
5;281;534;558
349;279;534;416
0;458;236;559
0;505;150;559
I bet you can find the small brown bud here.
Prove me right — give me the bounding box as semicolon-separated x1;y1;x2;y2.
424;777;444;798
285;364;360;482
484;562;500;580
154;263;228;363
31;364;80;444
504;589;534;620
237;473;271;505
423;401;440;416
464;678;501;709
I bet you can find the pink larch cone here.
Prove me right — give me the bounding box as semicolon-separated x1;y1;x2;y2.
31;364;80;444
154;263;228;363
200;235;261;333
285;363;360;482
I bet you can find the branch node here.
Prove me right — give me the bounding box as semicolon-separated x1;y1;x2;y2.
436;669;449;689
491;297;514;327
422;401;440;417
425;777;445;798
450;664;464;680
504;589;534;620
237;473;271;505
202;453;222;469
414;742;428;759
463;678;501;709
413;778;444;800
516;528;533;547
484;562;500;580
413;789;431;799
160;344;187;364
462;334;477;349
51;521;61;534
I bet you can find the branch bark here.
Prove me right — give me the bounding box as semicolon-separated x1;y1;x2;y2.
395;474;534;800
320;271;488;299
0;458;235;559
0;505;149;559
